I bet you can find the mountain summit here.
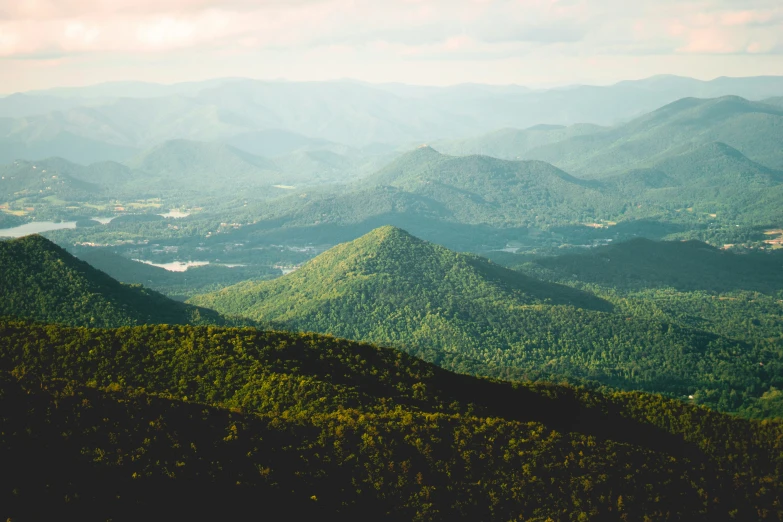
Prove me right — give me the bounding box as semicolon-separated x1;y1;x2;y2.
189;226;621;371
191;225;610;324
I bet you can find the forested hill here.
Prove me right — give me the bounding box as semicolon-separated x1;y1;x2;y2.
1;319;782;520
190;225;611;318
230;136;783;254
245;147;620;238
0;234;229;327
434;123;606;159
0;157;108;200
188;227;782;417
125;139;281;189
366;146;596;193
525;95;783;176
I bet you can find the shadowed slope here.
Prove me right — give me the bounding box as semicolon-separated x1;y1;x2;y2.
0;234;227;327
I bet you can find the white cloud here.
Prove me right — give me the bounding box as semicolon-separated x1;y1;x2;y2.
0;0;782;90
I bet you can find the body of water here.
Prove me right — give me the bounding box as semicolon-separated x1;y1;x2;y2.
160;210;191;219
0;216;120;237
91;216;118;224
133;259;210;272
0;221;77;237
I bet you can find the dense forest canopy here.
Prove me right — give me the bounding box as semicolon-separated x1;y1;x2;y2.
2;75;783;520
2;319;782;520
190;227;783;419
0;234;232;327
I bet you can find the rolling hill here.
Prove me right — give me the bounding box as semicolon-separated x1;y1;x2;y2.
189;226;780;413
0;234;228;327
602;142;783;220
435;123;605;159
763;96;783;108
525;96;783;176
0;158;105;200
248;147;619;233
1;318;782;520
4;75;783;165
221;140;783;252
0;130;138;165
125;139;283;189
191;225;610;316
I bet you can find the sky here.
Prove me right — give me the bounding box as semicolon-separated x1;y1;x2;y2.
1;0;782;92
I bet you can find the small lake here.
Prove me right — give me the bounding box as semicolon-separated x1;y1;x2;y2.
160;210;191;219
0;216;120;237
0;221;77;237
91;216;118;224
133;259;210;272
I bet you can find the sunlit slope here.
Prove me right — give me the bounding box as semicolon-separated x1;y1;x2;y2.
189;227;773;408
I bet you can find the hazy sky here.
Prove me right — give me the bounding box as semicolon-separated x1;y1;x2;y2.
1;0;782;92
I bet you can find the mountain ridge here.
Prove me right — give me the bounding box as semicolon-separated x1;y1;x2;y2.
0;234;229;327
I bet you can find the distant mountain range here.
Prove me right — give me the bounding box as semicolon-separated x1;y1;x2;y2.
441;96;783;174
0;138;384;202
2;75;783;520
1;75;782;164
5;94;781;253
229;132;783;249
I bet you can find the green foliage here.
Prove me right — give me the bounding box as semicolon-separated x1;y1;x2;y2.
435;123;606;159
125;139;282;191
0;234;231;327
1;318;783;520
190;227;783;416
233;138;783;254
250;148;626;232
0;158;105;201
533;238;783;294
526;96;783;175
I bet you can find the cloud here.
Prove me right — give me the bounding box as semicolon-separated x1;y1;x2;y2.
667;5;783;54
1;0;782;92
0;0;595;59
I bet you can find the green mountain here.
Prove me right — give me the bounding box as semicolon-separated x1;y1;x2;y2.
619;142;782;188
235;140;783;252
526;96;783;175
0;234;227;327
435;123;605;159
602;142;783;221
271;149;363;184
763;96;783;108
191;225;609;315
125;139;283;189
190;227;781;414
223;128;338;156
251;147;619;233
0;158;105;200
2;318;782;520
0;130;138;165
533;237;783;294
